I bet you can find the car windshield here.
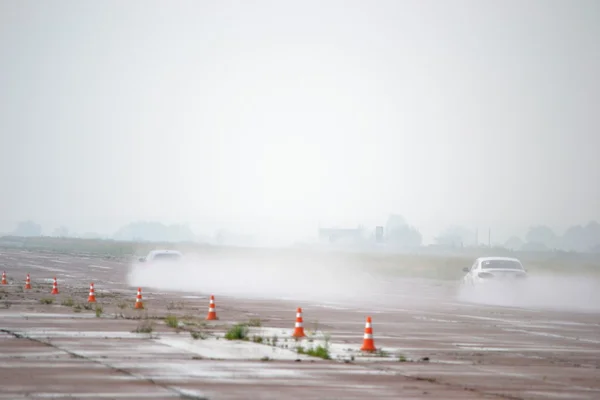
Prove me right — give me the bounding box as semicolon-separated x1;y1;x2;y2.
152;253;182;261
481;260;523;270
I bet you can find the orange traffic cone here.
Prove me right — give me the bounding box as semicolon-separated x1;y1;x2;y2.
51;277;59;295
87;282;96;303
1;272;7;285
360;316;376;352
24;274;32;290
134;287;144;309
206;295;218;320
292;307;306;338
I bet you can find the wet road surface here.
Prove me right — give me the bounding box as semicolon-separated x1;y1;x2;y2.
1;249;599;399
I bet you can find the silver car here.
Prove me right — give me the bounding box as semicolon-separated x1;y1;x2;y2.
462;256;528;287
138;249;184;264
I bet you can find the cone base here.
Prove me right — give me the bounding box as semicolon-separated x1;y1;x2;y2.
292;329;305;338
88;297;96;303
360;339;376;352
135;302;144;309
206;312;218;320
25;285;31;290
51;290;59;295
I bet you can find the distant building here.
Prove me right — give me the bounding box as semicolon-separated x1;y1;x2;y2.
318;227;364;243
375;226;384;243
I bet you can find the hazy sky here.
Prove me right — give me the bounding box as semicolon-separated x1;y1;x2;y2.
1;0;599;244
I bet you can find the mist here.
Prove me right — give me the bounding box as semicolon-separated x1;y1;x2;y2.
126;252;379;303
1;1;600;241
457;274;600;313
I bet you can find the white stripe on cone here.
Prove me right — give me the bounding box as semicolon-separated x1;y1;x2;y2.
363;333;373;339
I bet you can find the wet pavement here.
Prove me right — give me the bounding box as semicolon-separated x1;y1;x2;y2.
1;249;599;399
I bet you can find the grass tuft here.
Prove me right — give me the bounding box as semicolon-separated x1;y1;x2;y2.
297;344;331;360
40;297;54;305
165;315;179;328
224;324;249;340
95;304;103;317
252;335;264;344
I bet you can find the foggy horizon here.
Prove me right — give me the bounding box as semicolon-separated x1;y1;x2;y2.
2;1;599;246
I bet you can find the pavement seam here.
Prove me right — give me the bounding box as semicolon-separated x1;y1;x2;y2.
0;328;209;400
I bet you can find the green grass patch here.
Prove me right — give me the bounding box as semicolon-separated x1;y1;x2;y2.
224;324;249;340
95;304;103;317
296;344;331;360
165;315;179;328
40;297;54;305
252;335;264;344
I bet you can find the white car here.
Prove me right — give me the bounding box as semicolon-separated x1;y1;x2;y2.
462;256;527;287
138;249;184;264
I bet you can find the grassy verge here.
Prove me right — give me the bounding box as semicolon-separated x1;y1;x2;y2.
296;344;331;360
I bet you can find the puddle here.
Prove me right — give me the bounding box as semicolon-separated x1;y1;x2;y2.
89;265;113;270
413;316;460;324
26;265;68;273
337;369;395;375
315;304;350;311
454;344;512;352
